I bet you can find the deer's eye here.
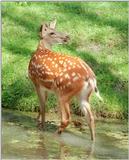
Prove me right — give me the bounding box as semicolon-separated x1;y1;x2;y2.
50;32;55;35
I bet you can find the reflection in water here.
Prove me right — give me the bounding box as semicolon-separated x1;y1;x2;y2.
56;132;95;160
86;142;95;160
36;134;48;159
37;132;95;159
2;121;95;159
59;143;69;159
2;109;128;160
59;140;95;160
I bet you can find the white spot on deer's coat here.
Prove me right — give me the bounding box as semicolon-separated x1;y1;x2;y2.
32;70;35;74
55;64;58;68
63;63;67;68
42;71;45;74
77;64;81;68
55;72;58;77
65;73;70;79
72;65;75;68
59;60;63;65
36;64;42;68
72;72;76;76
59;72;63;76
42;79;54;82
49;72;54;75
73;76;79;81
67;81;71;86
60;78;63;83
68;67;71;70
45;71;50;75
63;69;67;72
77;73;82;78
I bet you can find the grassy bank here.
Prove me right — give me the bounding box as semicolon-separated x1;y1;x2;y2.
2;2;128;119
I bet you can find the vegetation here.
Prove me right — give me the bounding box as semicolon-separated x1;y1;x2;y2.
2;2;128;119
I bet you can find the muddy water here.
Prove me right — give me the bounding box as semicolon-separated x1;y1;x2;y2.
2;109;128;160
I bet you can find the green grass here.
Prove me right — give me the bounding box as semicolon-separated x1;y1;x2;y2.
2;2;128;119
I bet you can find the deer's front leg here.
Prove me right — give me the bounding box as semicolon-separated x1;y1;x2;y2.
35;84;47;129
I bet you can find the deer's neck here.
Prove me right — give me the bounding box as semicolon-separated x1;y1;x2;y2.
38;39;52;50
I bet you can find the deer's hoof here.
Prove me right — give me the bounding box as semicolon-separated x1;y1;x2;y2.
37;122;45;130
57;130;62;134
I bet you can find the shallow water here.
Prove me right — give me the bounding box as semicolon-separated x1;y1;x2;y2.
2;109;128;160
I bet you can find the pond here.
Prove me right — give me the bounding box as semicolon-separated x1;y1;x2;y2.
2;109;128;160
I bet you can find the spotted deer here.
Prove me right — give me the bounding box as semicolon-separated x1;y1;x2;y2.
28;20;103;141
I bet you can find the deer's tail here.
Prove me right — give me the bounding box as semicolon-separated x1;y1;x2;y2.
88;78;103;102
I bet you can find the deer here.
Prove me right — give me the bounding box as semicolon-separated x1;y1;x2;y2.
28;19;103;141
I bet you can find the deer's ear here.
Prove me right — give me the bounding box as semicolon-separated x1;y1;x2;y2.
40;23;48;38
49;19;57;29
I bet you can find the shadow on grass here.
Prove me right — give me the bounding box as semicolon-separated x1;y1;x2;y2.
54;2;128;34
2;77;34;110
4;42;34;57
2;2;127;53
2;6;39;38
2;2;127;58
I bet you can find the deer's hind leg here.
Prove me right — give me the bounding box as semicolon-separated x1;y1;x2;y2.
57;96;71;134
79;81;95;141
34;84;47;129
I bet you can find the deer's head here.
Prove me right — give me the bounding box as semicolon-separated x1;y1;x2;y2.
39;19;70;48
